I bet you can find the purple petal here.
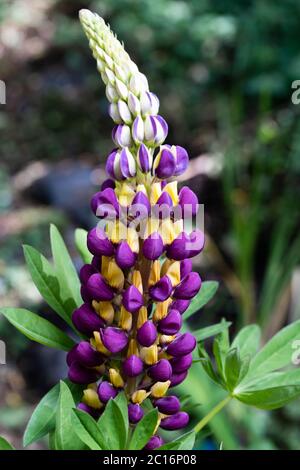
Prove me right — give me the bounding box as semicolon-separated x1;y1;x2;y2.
97;381;118;403
155;148;176;179
91;188;120;219
72;303;105;336
138;143;151;173
67;341;103;367
148;359;172;381
100;327;128;353
79;264;96;284
160;411;189;430
174;146;189;176
68;361;99;384
128;403;144;424
105;149;118;179
166;333;196;357
155;395;180;415
170;370;188;387
173;272;201;300
86;273;114;301
144;436;164;450
170;299;191;314
87;227;114;257
122;285;144;313
166;232;190;259
180;259;193;279
142;232;164;260
123;355;144;377
137;320;157;347
157;309;182;335
115;241;137;269
170;353;193;373
149;275;173;301
179;186;199;217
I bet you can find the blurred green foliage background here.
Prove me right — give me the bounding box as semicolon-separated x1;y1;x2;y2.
0;0;300;449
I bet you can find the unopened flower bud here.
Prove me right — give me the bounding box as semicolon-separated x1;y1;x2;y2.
160;411;189;430
97;381;118;403
144;115;168;146
128;403;144;424
148;359;172;382
112;124;132;147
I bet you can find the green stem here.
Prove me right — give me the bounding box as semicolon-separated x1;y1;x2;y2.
194;395;232;434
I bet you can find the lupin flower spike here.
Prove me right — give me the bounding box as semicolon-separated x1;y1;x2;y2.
66;9;205;450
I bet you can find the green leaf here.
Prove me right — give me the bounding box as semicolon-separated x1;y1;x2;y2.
50;224;82;309
0;436;14;450
212;320;230;379
193;320;232;342
56;381;86;450
113;392;129;445
98;399;127;450
198;344;221;385
72;409;105;450
159;431;196;450
75;228;92;264
23;380;83;447
184;281;219;320
235;369;300;409
245;319;300;380
231;324;261;360
224;348;243;392
129;408;159;450
23;244;74;329
0;307;75;351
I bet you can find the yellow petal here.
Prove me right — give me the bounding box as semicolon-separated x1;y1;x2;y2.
164;181;178;205
166;261;181;287
137;306;148;329
119;306;132;331
127;227;139;253
148;260;160;287
92;300;114;324
150;183;162;205
105;259;124;290
131;390;150;404
136;184;147;194
153;299;172;322
83;389;103;409
132;270;143;293
92;331;110;355
127;339;139;357
150;380;171;398
140;345;158;365
159;219;176;245
109;368;124;388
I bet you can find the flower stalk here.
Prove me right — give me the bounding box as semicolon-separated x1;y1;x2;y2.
66;9;205;450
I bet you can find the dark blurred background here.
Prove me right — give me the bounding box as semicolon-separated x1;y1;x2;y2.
1;0;300;449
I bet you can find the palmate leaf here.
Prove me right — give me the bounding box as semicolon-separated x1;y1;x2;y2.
0;307;75;351
231;324;261;360
244;319;300;380
235;369;300;410
50;224;82;310
0;436;15;450
184;281;219;320
23;380;83;447
23;245;75;329
75;228;93;264
128;408;159;450
56;381;86;450
193;320;231;342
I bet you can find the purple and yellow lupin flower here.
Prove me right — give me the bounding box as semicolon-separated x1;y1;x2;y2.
67;9;205;450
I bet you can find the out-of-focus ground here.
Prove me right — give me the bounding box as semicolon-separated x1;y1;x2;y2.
1;0;300;449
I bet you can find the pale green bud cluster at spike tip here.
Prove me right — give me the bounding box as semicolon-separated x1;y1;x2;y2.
66;9;205;450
